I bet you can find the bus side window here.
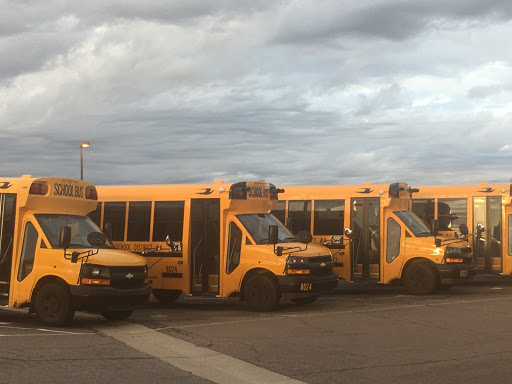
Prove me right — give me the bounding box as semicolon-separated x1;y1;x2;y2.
438;198;467;232
17;222;38;282
103;202;126;241
314;200;344;236
87;202;102;227
288;200;311;234
386;218;401;263
271;201;286;225
127;202;151;241
412;199;434;230
152;201;184;242
226;222;242;274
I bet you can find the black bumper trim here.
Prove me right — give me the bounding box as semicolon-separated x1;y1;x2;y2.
69;285;151;312
436;262;478;284
277;271;338;299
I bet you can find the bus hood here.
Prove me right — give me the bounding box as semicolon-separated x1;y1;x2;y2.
275;242;332;257
79;248;146;266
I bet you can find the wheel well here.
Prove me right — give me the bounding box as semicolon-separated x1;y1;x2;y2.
401;258;440;282
29;276;70;313
240;268;277;301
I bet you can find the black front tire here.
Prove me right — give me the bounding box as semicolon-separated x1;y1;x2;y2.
403;262;439;295
34;282;75;327
101;310;133;321
244;274;280;311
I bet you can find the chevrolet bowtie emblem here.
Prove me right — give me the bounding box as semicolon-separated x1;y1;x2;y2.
320;263;326;267
126;273;134;279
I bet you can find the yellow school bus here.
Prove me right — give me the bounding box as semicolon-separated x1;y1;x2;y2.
0;176;151;326
93;181;338;310
413;183;511;274
273;183;476;294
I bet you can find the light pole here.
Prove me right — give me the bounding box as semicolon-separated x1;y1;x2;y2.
80;141;90;180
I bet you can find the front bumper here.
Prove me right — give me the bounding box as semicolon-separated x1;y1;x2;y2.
69;285;151;312
436;262;477;285
276;271;338;299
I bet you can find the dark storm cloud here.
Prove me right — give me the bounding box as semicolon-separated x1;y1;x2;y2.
274;0;512;44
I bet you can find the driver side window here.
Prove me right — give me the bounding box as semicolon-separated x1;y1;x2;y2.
226;222;242;274
18;221;38;281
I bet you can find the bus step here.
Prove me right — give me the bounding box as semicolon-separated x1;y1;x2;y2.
0;280;9;285
0;292;8;297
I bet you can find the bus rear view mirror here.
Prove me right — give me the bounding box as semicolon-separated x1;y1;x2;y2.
459;224;469;236
59;226;71;249
268;225;279;245
296;230;313;244
88;232;107;248
344;227;353;238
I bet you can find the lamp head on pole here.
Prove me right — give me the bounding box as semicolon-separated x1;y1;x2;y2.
81;141;90;148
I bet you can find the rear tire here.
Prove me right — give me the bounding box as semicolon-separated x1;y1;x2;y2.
244;274;280;311
291;296;318;305
34;282;75;326
403;262;438;295
101;310;133;321
152;289;182;304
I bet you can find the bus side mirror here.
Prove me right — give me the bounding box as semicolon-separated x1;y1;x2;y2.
71;251;79;264
103;223;113;240
59;226;71;249
165;235;172;247
296;230;313;244
431;220;439;237
269;225;279;245
344;227;353;238
88;232;107;248
459;224;469;236
476;222;485;237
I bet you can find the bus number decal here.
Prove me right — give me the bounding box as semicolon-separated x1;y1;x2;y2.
300;283;312;292
171;242;183;252
54;183;84;198
166;265;178;274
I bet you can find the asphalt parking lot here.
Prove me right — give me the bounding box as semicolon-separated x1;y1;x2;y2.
3;279;512;384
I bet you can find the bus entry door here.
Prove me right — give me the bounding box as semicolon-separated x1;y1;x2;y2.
473;196;502;273
0;194;16;304
190;199;220;295
350;198;380;281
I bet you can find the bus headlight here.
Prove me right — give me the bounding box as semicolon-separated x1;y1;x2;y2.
444;247;463;263
81;264;110;285
287;256;308;265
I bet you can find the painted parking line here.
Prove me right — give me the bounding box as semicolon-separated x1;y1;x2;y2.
97;322;304;384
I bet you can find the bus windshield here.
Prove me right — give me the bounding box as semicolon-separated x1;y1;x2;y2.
394;210;431;237
35;214;114;249
237;213;296;245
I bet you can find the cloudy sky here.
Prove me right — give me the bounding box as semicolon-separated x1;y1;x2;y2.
1;0;512;187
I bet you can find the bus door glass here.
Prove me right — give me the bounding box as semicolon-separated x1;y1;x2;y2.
350;198;380;280
190;199;220;295
0;194;16;303
474;197;502;273
15;220;40;305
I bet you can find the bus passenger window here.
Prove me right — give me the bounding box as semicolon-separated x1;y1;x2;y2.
226;222;242;274
271;201;286;225
438;198;466;232
386;218;400;263
412;199;434;229
87;202;102;227
152;201;184;242
314;200;344;235
103;202;126;241
17;222;38;281
127;202;151;241
288;201;311;234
